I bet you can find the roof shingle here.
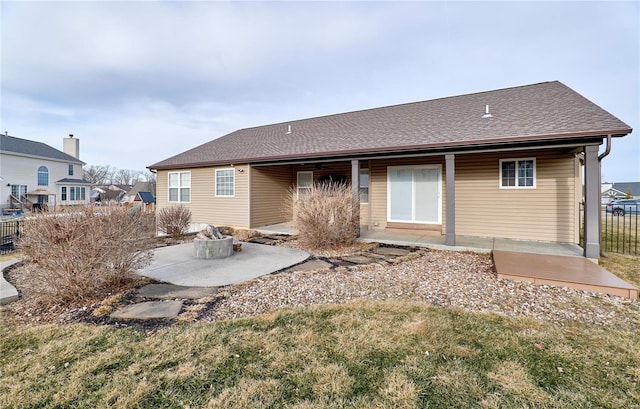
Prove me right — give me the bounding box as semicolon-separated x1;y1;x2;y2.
1;134;84;164
149;81;631;170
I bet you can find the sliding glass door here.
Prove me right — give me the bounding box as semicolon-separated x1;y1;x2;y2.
388;165;442;224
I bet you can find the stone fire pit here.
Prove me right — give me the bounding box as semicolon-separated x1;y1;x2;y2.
193;225;234;259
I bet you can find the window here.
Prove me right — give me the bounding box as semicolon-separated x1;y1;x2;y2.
68;186;86;201
500;158;535;188
11;185;27;199
215;169;235;197
68;164;74;176
297;171;313;199
168;171;191;202
37;166;49;186
61;187;67;201
359;168;369;203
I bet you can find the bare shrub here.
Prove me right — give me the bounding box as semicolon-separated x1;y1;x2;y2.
17;206;155;305
289;182;359;249
157;205;192;238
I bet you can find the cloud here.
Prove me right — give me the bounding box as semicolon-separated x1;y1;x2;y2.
1;1;637;178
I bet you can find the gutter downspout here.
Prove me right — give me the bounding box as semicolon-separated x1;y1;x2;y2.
597;135;612;257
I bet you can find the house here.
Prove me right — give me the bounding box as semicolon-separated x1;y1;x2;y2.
133;191;156;212
604;182;640;201
90;185;131;205
0;134;91;211
122;181;156;204
149;81;633;259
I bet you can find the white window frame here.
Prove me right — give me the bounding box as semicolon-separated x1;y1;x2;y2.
359;168;369;204
11;185;27;199
37;166;49;186
297;171;313;200
168;171;191;203
215;168;235;197
387;164;442;224
499;158;536;189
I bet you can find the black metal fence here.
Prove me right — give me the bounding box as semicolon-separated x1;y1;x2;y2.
602;208;639;256
0;219;21;255
580;204;639;256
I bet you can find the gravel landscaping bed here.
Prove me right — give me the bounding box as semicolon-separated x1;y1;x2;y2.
202;248;640;329
4;236;639;331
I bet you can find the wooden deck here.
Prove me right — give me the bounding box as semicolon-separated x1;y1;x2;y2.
493;250;638;300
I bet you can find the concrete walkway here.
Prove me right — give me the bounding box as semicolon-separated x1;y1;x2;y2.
1;259;21;305
257;222;584;257
139;242;310;287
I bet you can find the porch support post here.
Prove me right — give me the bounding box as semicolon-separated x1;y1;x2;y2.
583;145;600;259
351;159;360;237
445;154;456;246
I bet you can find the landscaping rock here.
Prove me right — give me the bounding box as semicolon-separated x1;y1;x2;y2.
138;284;218;300
111;301;183;320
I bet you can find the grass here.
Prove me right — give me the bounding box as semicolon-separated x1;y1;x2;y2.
600;252;640;288
0;252;21;262
602;214;639;256
2;301;639;408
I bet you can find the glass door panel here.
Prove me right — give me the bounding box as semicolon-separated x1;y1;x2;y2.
414;168;440;223
389;168;413;221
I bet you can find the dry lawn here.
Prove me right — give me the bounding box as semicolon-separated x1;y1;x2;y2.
2;301;639;408
600;252;640;289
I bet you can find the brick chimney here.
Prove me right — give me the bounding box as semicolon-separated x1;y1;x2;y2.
63;134;80;159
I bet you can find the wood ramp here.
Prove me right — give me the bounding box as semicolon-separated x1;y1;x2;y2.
493;250;638;300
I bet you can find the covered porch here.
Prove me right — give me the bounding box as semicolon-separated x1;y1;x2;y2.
255;221;584;256
250;142;602;258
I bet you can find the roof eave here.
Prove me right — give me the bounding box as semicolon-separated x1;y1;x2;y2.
148;128;632;171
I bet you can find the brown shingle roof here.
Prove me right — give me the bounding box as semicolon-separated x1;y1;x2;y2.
149;81;631;170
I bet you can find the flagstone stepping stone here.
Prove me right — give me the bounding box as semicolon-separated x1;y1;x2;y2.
287;259;333;272
329;259;356;267
341;255;379;265
269;235;290;240
138;284;218;300
371;247;411;257
111;300;183;320
251;237;276;244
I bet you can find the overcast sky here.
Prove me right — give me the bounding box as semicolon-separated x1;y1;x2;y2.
1;1;638;182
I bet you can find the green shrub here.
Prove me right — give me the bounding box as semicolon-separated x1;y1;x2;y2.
290;182;359;249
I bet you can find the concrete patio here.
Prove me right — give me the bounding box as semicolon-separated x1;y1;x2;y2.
255;222;584;257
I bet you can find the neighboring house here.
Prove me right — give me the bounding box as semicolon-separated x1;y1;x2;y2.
91;185;131;205
0;134;91;211
133;191;156;211
123;181;156;204
602;182;640;202
149;81;633;258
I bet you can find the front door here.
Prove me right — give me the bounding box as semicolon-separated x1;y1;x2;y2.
387;165;442;224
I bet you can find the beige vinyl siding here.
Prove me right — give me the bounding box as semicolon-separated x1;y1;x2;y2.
456;150;578;243
369;157;446;232
157;165;249;229
249;165;294;228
